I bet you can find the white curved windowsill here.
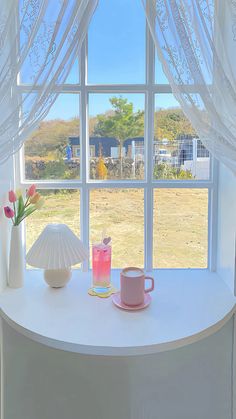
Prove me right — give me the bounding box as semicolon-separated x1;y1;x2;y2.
0;269;235;356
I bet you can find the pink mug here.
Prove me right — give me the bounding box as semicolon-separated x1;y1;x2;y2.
120;267;155;306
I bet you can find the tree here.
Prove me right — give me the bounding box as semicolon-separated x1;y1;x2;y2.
25;118;80;158
154;108;195;141
94;97;144;176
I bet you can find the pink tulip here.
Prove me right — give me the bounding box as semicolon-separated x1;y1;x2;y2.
8;190;17;203
4;206;15;219
27;184;36;197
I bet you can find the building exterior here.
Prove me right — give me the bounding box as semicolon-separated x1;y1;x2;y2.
68;135;210;178
176;135;210;179
177;135;209;165
68;136;145;159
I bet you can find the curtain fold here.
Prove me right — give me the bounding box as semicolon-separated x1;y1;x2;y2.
143;0;236;173
0;0;98;164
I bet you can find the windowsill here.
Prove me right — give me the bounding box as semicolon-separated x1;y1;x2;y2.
0;269;235;356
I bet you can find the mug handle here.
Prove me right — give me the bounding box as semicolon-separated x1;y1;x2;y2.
144;276;154;293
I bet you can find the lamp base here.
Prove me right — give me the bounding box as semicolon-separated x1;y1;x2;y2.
44;268;71;288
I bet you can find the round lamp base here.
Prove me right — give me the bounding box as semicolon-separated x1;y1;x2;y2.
44;268;71;288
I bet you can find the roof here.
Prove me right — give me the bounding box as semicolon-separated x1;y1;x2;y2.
69;136;145;146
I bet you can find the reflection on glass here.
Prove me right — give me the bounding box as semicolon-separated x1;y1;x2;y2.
26;189;80;262
153;94;210;180
90;189;144;268
88;0;145;84
89;94;145;180
24;94;80;180
153;189;208;268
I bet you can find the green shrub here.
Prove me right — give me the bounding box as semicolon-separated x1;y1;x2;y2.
42;160;67;179
153;163;193;180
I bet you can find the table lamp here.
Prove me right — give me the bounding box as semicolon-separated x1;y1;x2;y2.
26;224;88;287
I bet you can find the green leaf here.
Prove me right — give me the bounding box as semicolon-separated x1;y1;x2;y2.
15;195;25;225
18;196;24;216
94;96;144;143
16;205;36;225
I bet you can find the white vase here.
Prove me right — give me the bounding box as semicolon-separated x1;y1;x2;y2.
8;224;24;288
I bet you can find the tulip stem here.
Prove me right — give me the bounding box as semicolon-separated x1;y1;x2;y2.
13;202;16;225
25;196;30;207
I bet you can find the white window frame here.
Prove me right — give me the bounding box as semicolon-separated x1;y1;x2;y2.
15;0;218;272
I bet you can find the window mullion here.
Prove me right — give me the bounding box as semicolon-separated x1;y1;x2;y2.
80;37;89;271
208;158;219;271
144;88;154;271
145;0;155;272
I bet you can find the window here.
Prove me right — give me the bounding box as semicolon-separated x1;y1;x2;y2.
24;94;80;180
153;94;210;180
26;189;80;253
153;189;208;268
90;189;144;268
89;93;145;180
18;0;217;271
88;0;145;84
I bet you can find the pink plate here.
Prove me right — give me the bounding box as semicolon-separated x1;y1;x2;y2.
112;292;151;311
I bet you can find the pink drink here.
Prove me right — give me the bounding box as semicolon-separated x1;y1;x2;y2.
92;243;111;292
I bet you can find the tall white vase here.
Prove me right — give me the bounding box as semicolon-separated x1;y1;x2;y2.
8;224;24;288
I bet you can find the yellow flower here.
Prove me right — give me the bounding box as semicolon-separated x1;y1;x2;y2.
30;192;41;204
96;157;107;179
15;189;22;199
35;198;44;210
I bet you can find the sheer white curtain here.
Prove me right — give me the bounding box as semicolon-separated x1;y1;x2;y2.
143;0;236;173
0;0;98;164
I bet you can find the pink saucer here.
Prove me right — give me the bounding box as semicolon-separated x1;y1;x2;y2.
112;292;151;311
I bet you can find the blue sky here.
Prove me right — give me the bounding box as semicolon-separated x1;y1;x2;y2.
46;0;178;120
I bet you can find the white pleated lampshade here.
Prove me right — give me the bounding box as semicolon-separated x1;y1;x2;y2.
26;224;88;270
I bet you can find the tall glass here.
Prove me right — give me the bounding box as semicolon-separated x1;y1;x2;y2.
92;243;112;293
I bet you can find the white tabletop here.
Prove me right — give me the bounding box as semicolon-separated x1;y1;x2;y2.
0;269;235;356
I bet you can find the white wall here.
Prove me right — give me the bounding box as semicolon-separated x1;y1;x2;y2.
217;162;236;295
2;317;233;419
183;158;210;180
0;157;14;291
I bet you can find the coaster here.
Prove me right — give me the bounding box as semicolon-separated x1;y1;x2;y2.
112;292;151;311
88;286;117;298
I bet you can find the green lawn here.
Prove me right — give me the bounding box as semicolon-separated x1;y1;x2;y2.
26;189;208;269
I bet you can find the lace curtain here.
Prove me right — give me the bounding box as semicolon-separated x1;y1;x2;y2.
143;0;236;173
0;0;98;164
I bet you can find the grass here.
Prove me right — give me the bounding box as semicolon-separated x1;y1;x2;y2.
26;188;208;269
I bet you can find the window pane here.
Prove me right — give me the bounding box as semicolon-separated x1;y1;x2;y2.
65;59;79;84
24;94;80;180
153;189;208;268
26;189;80;267
19;2;80;85
90;189;144;268
153;94;210;180
89;94;145;180
155;53;169;84
88;0;145;84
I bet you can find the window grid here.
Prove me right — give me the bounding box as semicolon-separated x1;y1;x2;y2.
17;2;217;271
